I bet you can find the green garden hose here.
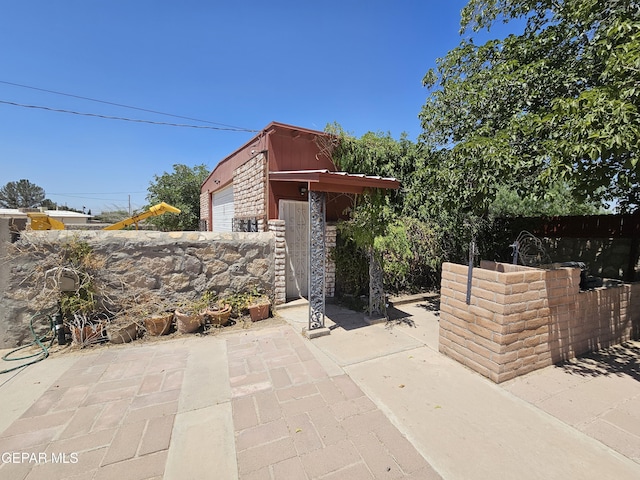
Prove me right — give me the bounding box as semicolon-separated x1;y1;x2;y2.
0;313;55;375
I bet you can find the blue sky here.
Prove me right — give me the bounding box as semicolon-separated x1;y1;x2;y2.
0;1;518;214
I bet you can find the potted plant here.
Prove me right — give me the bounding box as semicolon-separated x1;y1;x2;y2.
223;291;252;319
247;289;271;322
107;316;139;344
203;301;232;327
174;291;216;333
144;311;173;336
139;297;174;336
69;312;106;347
173;308;204;333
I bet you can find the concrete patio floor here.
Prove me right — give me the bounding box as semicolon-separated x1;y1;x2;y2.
0;298;639;479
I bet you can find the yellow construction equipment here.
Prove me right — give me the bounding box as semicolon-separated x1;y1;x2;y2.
102;202;181;230
27;212;66;230
27;202;181;231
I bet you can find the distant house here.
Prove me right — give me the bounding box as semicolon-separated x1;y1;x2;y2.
0;208;92;226
200;121;399;303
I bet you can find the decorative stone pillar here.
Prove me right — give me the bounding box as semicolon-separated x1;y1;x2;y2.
199;191;210;231
268;219;287;305
306;191;329;337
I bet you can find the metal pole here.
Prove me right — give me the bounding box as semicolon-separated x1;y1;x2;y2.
511;240;519;265
466;238;475;305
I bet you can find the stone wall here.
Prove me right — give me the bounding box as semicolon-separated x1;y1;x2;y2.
233;153;267;231
439;261;640;383
0;230;274;348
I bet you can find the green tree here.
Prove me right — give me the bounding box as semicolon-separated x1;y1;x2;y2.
326;123;424;215
93;209;130;224
0;179;46;208
420;0;640;214
327;126;449;295
145;164;209;231
489;182;604;217
40;198;57;210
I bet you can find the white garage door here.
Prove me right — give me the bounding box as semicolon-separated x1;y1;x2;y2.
212;184;234;232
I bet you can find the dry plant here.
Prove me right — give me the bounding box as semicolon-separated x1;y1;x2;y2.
109;289;171;328
7;235;96;312
7;234;114;323
314;131;340;163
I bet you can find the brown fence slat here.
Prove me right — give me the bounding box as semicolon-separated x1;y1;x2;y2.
524;212;640;239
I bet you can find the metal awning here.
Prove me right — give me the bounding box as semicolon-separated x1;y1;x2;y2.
269;169;400;194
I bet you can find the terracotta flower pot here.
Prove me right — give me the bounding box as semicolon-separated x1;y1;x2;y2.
71;323;105;346
144;313;173;336
174;310;203;333
108;322;138;344
204;304;232;327
249;303;270;322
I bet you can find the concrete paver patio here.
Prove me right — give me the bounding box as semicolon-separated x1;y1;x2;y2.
503;341;640;464
0;299;639;479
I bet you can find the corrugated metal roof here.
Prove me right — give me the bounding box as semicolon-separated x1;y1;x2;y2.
270;169;398;182
268;169;399;194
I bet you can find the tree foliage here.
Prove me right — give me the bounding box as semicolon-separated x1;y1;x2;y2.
327;125;423;247
325;123;599;293
0;179;46;209
93;209;131;224
420;0;640;213
327;126;449;293
145;164;209;231
489;182;604;217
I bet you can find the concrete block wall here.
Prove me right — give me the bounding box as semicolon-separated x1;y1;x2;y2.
440;261;640;383
233;153;267;231
548;271;640;361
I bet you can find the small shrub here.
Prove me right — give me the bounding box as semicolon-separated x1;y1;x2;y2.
332;235;368;297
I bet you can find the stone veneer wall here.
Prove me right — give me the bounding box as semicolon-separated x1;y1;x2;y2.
233;153;267;231
0;230;274;348
439;261;640;383
199;191;209;231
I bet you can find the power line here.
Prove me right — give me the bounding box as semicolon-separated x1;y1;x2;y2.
0;79;253;130
48;191;147;195
0;99;259;132
47;193;137;201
